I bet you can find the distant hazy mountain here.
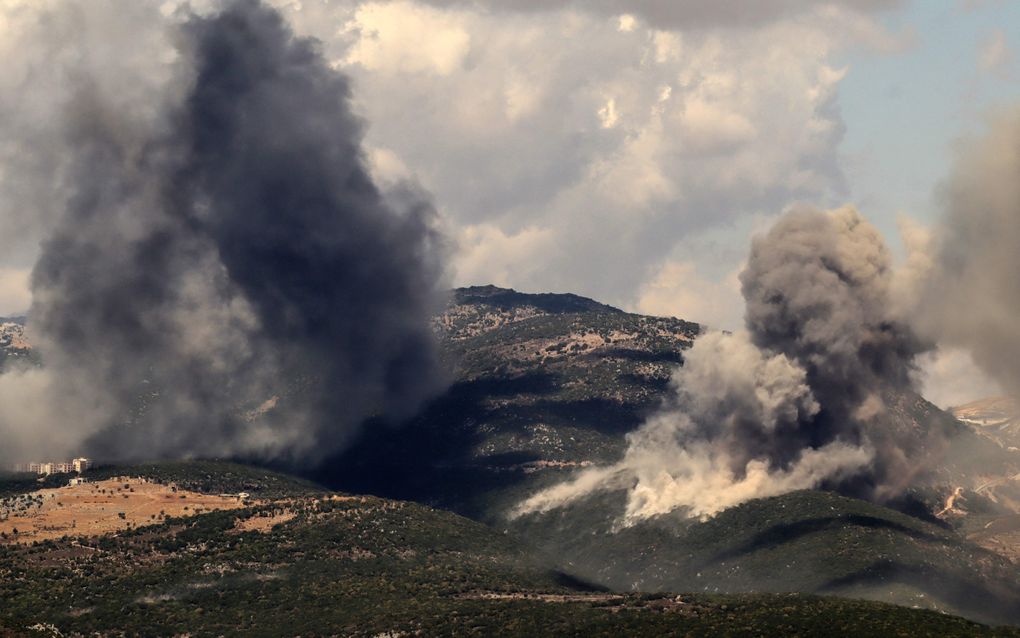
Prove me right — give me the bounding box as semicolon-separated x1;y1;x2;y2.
953;397;1020;452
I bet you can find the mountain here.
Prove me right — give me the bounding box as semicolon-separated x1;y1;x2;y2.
321;286;700;508
315;285;1020;626
5;286;1020;631
3;461;1018;637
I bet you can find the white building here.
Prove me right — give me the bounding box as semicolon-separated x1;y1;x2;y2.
12;457;93;475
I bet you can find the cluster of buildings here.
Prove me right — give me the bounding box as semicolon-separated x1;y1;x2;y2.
10;457;92;475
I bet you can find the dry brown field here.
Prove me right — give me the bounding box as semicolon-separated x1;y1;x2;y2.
0;477;249;544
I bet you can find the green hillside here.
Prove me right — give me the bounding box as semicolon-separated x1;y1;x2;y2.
509;489;1020;626
6;289;1020;633
1;462;1017;637
315;286;1020;628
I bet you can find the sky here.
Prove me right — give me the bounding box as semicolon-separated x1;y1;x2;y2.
0;0;1017;406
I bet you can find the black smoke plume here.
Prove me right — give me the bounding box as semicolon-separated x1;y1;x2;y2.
4;0;446;463
740;206;929;490
516;206;930;522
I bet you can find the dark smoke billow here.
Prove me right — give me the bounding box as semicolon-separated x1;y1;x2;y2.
741;206;930;492
516;206;929;522
2;0;446;463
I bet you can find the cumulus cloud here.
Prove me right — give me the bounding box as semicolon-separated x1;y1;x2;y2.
311;1;901;307
453;223;558;289
342;1;471;75
0;0;910;319
417;0;902;30
635;260;743;330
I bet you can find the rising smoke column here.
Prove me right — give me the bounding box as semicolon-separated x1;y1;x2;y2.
3;0;446;463
516;206;927;522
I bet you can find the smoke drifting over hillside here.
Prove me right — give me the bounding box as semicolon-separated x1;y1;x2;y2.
913;109;1020;406
0;0;446;463
516;206;927;522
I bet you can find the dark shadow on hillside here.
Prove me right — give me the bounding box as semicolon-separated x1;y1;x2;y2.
309;364;659;517
550;570;610;592
711;515;945;565
308;372;564;518
447;372;562;397
495;398;647;436
820;559;1020;626
618;373;671;393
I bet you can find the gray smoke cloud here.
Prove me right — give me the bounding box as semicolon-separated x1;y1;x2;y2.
912;108;1020;405
516;206;928;522
418;0;902;29
0;0;447;464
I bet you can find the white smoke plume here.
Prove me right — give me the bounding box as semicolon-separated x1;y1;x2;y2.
516;206;926;523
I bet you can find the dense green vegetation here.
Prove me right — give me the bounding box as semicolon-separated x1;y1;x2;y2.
1;460;323;501
508;489;1020;626
0;472;75;499
86;460;326;499
2;472;1017;637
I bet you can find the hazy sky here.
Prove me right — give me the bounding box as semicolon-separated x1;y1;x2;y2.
1;0;1017;405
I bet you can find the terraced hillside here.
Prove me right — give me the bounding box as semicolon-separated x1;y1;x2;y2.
2;462;1018;637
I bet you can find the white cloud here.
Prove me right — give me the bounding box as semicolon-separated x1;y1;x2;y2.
635;260;743;329
0;0;910;316
454;223;557;289
319;3;890;304
342;1;471;75
419;1;903;30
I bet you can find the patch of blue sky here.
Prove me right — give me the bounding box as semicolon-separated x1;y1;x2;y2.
834;0;1020;251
